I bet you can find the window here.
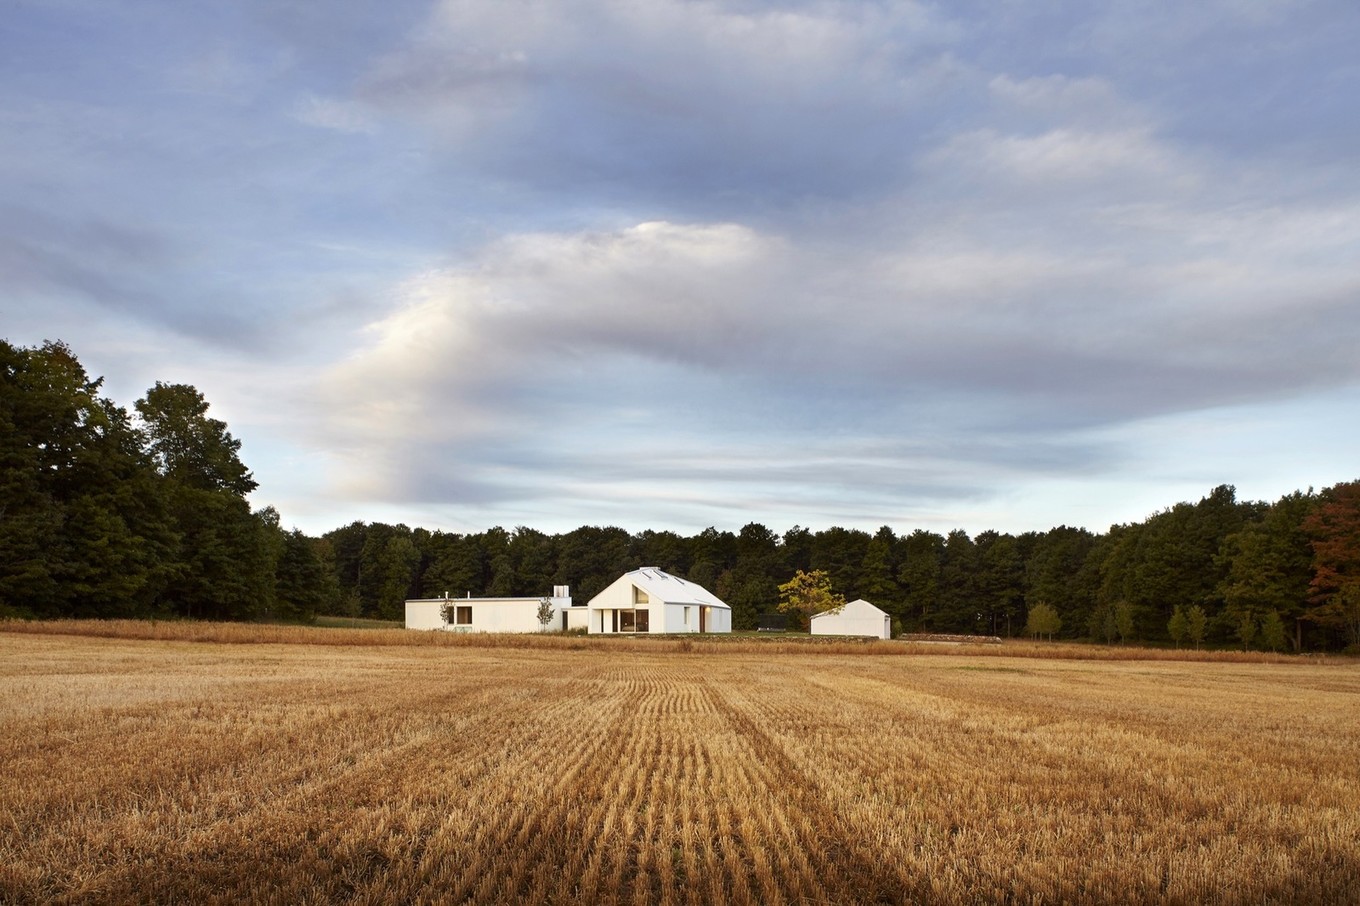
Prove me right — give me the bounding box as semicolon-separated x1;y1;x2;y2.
618;608;649;633
455;606;472;625
633;586;650;604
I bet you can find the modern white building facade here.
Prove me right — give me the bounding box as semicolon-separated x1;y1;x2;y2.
586;567;731;634
809;598;892;639
405;586;583;632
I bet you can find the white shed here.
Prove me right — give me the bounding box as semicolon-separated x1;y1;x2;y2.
810;598;891;639
586;567;731;634
405;586;581;632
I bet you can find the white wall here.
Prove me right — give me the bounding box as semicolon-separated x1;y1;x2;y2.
587;575;653;634
405;600;448;631
662;603;697;633
405;594;573;633
585;573;732;634
810;599;890;639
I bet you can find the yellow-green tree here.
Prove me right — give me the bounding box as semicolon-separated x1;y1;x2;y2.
777;569;845;630
1024;602;1062;641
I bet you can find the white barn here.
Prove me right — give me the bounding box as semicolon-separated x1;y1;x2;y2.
587;567;731;634
810;598;892;639
405;586;587;633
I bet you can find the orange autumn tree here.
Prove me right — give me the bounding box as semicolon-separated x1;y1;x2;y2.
1303;481;1360;650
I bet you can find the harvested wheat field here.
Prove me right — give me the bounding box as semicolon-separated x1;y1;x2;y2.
1;630;1358;905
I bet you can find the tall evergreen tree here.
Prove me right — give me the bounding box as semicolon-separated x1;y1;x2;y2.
1025;525;1098;638
936;530;978;632
859;527;902;617
1217;490;1317;651
975;531;1023;637
898;529;944;631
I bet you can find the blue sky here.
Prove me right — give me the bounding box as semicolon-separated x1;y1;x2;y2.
5;0;1359;537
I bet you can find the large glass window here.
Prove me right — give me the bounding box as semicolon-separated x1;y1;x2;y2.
455;606;472;625
618;608;650;633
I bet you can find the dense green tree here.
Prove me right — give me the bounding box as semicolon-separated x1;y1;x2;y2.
635;530;690;575
687;527;736;593
374;534;421;620
307;536;347;616
898;530;944;631
133;381;270;620
859;527;902;617
1096;486;1254;643
1025;526;1098;637
1088;600;1118;644
135;382;256;495
935;530;978;633
1217;491;1317;651
975;531;1023;637
322;521;369;601
717;572;773;631
810;526;872;599
420;531;483;600
1259;610;1287;652
554;525;635;602
780;526;814;574
273;528;334;622
1235;610;1257;651
718;523;783;629
506;527;556;595
7;339;1358;653
0;341;176;618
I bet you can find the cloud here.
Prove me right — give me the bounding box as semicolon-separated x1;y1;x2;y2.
312;164;1360;520
8;0;1360;536
352;0;965;211
921;126;1198;203
293;94;376;134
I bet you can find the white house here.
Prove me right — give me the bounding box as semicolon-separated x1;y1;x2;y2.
810;598;892;639
405;586;586;633
586;567;731;634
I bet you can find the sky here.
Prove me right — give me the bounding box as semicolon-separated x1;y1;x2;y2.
4;0;1360;539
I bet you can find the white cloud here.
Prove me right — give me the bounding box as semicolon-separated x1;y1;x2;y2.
293;94;376;133
928;127;1195;190
11;0;1360;536
307;160;1360;522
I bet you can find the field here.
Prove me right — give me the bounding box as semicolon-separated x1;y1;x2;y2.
2;628;1358;904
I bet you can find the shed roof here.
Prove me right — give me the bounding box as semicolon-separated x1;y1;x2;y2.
810;598;887;620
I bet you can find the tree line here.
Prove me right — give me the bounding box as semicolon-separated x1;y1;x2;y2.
1;340;336;623
3;339;1358;651
322;483;1358;652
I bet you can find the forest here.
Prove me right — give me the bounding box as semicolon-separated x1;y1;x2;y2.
3;339;1358;651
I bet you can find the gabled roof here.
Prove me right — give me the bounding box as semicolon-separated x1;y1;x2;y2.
810;598;887;620
627;567;730;610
